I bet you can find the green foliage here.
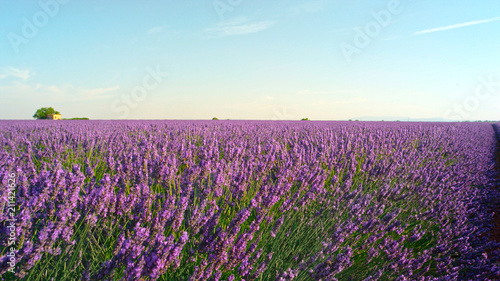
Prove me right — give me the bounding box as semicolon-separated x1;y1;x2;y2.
212;117;219;120
33;107;60;119
301;118;309;121
4;125;485;280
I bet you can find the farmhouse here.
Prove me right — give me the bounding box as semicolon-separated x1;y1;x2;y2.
47;114;62;120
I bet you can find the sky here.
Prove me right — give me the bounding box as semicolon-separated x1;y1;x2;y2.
0;0;499;121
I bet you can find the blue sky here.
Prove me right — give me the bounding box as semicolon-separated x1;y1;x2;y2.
1;0;499;120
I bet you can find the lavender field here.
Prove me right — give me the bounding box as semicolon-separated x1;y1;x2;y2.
1;120;500;280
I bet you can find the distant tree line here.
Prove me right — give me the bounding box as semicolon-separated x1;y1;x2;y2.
33;107;89;120
33;107;60;119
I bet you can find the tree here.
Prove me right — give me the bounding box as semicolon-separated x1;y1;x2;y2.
33;107;60;119
212;117;218;120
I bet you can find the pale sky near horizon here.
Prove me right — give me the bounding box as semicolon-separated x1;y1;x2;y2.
1;0;499;121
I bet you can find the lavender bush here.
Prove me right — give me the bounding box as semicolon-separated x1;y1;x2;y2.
0;120;499;280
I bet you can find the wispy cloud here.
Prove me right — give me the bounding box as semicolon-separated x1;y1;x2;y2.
288;0;326;16
205;17;276;38
414;16;500;35
0;82;120;102
147;25;168;35
313;97;369;106
298;90;354;95
148;26;167;35
0;67;33;81
147;25;183;37
85;86;120;96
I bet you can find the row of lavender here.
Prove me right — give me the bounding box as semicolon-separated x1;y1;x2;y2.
0;121;499;280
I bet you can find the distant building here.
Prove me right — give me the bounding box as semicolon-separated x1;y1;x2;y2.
47;114;61;120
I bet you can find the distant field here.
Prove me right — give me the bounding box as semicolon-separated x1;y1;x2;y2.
1;121;499;280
